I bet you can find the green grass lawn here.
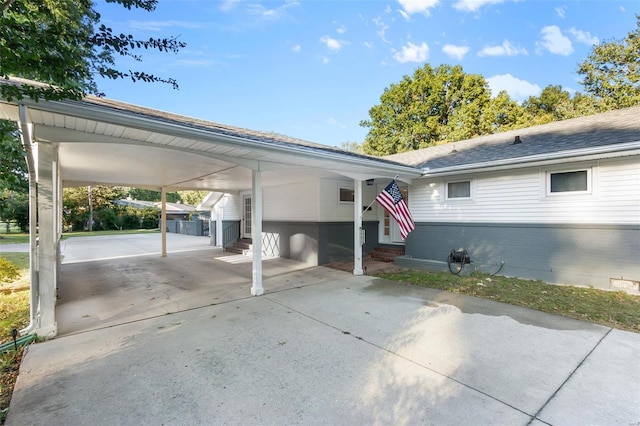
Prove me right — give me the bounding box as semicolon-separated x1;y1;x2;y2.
0;253;30;340
0;234;28;245
377;270;640;333
0;254;30;424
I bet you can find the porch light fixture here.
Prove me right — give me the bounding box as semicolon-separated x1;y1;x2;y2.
366;179;375;186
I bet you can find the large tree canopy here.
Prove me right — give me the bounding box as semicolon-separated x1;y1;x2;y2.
0;0;186;102
360;64;493;156
577;15;640;109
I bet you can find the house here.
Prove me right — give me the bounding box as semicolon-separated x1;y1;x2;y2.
196;107;639;292
386;105;640;292
1;76;638;338
0;77;420;337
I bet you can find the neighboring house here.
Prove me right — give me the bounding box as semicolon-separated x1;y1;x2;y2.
386;106;640;291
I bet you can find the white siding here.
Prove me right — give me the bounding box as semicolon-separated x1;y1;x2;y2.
263;180;319;221
411;156;640;224
220;194;241;221
318;178;379;222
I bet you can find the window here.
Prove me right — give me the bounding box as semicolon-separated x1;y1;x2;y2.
339;187;354;203
447;180;471;199
548;170;589;194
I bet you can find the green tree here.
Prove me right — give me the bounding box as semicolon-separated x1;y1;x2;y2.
339;141;364;154
0;189;28;232
360;64;492;156
0;0;186;102
125;188;180;203
0;121;27;193
481;90;529;133
62;186;124;231
577;15;640;109
0;121;28;232
178;190;208;207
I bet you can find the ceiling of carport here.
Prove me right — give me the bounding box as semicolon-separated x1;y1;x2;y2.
0;78;422;192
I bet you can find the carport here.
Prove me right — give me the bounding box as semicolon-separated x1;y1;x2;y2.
0;77;421;338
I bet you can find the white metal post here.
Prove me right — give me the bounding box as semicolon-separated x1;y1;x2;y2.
161;187;167;257
36;142;58;338
353;179;364;275
251;169;264;295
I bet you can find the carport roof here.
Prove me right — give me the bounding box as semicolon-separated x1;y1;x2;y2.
0;78;421;191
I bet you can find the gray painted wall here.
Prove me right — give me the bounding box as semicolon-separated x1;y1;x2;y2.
403;222;640;291
263;221;379;265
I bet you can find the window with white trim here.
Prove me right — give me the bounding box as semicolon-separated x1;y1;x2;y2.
339;187;354;203
547;169;590;194
446;180;471;199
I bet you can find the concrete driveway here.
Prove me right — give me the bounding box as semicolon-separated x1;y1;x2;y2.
6;234;640;425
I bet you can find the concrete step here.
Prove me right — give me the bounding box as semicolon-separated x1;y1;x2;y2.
370;246;405;262
226;239;253;255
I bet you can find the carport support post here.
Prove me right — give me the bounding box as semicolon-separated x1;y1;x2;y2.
353;179;364;276
251;169;264;296
161;187;167;257
36;142;58;338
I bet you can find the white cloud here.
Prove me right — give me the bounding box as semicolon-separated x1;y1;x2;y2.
291;44;301;53
393;42;429;63
327;117;346;128
220;0;241;12
537;25;573;55
363;41;374;49
478;40;527;57
555;6;565;18
129;20;203;32
397;0;439;16
487;74;541;101
454;0;508;12
320;36;342;52
336;25;347;34
442;44;470;60
568;27;599;45
373;17;391;44
318;55;330;64
246;1;299;19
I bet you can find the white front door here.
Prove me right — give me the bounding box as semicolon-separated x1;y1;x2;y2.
242;195;252;239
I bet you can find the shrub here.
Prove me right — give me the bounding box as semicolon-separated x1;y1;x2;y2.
0;258;19;284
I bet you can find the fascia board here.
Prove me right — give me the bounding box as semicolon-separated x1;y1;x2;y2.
420;142;640;177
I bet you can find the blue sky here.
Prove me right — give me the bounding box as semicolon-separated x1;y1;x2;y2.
95;0;638;147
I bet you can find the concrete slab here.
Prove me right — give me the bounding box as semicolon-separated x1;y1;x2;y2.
535;328;640;425
6;234;640;425
57;234;318;335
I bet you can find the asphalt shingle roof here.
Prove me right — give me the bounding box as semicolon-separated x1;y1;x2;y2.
384;105;640;170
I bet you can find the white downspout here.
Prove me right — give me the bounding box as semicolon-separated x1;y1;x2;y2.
18;105;39;336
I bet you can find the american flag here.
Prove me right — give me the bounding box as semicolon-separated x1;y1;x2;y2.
375;180;415;239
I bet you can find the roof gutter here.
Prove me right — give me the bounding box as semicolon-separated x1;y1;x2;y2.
420;141;640;178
